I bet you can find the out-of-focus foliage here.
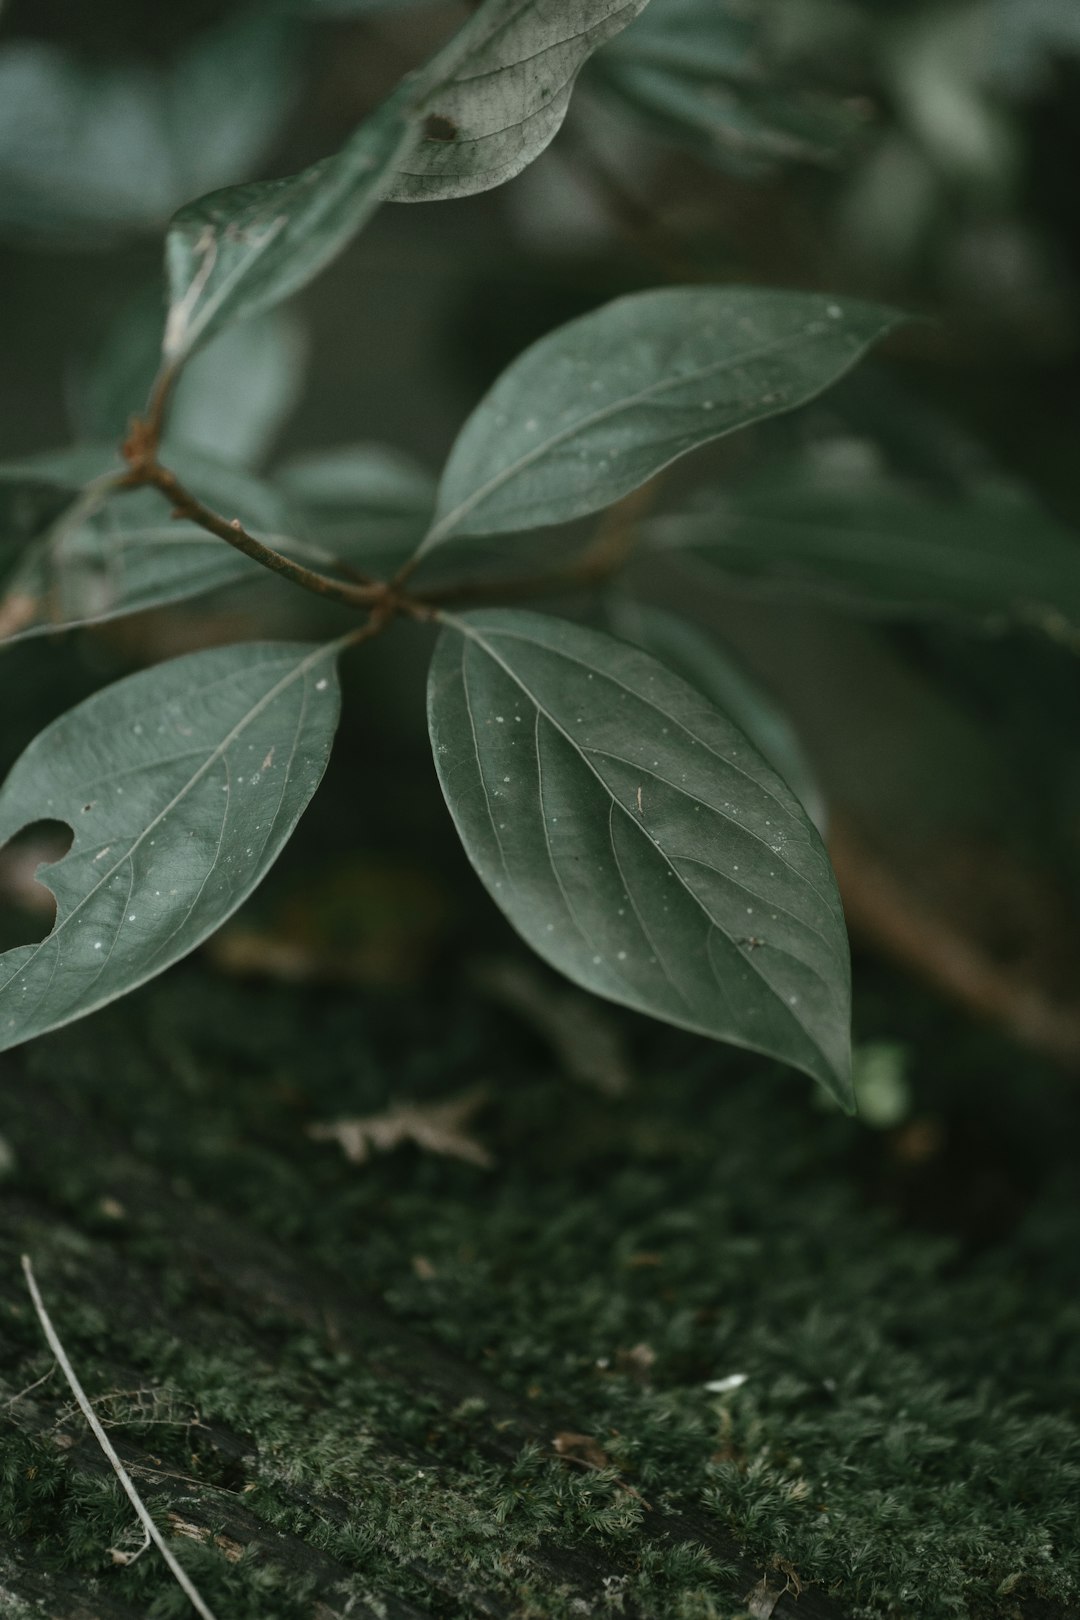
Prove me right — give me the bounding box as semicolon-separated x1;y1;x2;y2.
0;9;298;240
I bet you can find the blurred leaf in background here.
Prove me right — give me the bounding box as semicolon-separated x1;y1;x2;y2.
0;8;299;241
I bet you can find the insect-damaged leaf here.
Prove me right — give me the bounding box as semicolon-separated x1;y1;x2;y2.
419;287;901;552
427;609;852;1105
0;640;341;1052
385;0;652;202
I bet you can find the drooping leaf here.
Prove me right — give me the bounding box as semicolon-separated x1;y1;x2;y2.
427;608;852;1104
639;448;1080;646
71;288;306;468
420;288;901;552
0;640;342;1052
384;0;652;202
277;444;436;575
0;450;329;643
606;597;827;832
593;0;866;174
161;0;649;365
162;95;420;367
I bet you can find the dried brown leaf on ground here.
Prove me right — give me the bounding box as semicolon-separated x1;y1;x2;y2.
552;1430;611;1470
307;1088;493;1169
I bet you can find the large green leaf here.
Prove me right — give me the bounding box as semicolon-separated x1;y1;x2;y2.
640;450;1080;645
420;288;900;552
0;640;342;1052
162;95;419;366
606;598;827;832
385;0;652;202
427;608;852;1103
0;451;310;643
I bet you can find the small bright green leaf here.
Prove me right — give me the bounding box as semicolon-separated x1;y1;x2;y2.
421;288;901;551
71;287;306;468
385;0;652;203
277;444;436;574
0;640;342;1052
427;608;852;1103
0;450;324;643
606;598;827;832
162;95;419;366
640;448;1080;646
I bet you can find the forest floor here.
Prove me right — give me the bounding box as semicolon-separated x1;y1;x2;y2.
1;959;1078;1620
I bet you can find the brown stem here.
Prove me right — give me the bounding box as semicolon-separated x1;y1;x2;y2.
140;461;388;613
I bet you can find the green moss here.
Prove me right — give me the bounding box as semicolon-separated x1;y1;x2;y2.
1;964;1078;1617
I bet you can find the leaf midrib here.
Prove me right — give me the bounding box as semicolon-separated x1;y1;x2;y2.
450;617;840;1069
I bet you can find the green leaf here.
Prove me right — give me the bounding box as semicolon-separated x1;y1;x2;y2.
606;598;827;832
71;288;306;468
277;444;436;575
0;450;326;643
0;640;342;1052
594;0;865;174
421;288;901;552
427;608;852;1104
640;447;1080;646
162;95;420;366
161;0;647;365
384;0;652;203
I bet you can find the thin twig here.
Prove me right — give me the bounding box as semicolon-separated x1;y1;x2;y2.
142;461;386;612
3;1362;56;1409
20;1255;221;1620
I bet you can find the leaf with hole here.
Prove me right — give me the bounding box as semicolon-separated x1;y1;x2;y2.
0;640;342;1053
427;608;852;1104
420;287;901;552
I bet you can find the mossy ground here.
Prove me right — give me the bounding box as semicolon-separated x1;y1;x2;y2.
1;961;1078;1620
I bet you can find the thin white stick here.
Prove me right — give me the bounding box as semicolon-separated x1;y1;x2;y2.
20;1254;220;1620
